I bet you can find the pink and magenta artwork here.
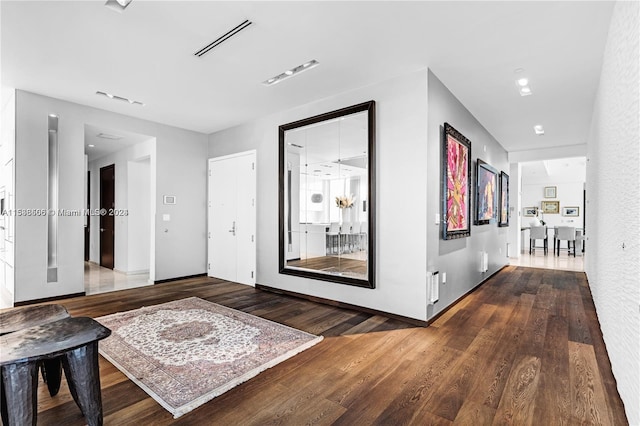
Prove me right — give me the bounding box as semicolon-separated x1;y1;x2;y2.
447;136;469;232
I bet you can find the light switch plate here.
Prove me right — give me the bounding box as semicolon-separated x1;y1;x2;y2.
162;214;170;222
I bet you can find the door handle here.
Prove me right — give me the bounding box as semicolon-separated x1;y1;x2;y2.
229;221;236;236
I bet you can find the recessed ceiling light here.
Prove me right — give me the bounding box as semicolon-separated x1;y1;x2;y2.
105;0;133;13
97;133;123;140
87;144;95;148
263;60;319;86
96;91;144;106
519;86;532;96
534;125;545;135
517;78;529;87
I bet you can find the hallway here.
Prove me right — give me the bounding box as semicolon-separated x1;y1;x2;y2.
84;262;151;295
510;250;584;272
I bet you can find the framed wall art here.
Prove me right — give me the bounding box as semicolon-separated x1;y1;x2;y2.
562;206;580;217
498;171;509;227
544;186;557;198
541;200;560;214
523;207;538;217
475;159;498;225
441;123;471;239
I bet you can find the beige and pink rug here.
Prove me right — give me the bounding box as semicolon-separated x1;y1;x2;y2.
96;297;323;418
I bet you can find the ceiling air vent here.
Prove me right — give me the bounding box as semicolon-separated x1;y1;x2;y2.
194;20;253;57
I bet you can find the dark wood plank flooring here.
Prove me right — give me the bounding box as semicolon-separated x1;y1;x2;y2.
287;255;367;278
12;266;628;425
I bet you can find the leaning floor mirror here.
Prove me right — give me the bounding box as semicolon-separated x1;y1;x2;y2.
279;101;376;288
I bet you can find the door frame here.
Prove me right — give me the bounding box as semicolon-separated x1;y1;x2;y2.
207;150;257;286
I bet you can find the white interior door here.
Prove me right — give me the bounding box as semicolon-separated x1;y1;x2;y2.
208;151;256;285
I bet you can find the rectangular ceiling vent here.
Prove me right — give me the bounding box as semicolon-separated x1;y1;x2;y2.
194;19;252;57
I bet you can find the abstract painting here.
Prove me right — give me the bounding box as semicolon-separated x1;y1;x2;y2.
475;159;498;225
442;123;471;239
499;171;509;227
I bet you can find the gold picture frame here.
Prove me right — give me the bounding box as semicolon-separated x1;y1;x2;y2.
541;200;560;214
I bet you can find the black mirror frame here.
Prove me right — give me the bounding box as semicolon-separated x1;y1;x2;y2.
278;100;376;289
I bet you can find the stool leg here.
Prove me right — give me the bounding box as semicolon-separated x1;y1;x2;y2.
0;373;6;426
1;362;39;426
62;342;103;426
41;358;64;396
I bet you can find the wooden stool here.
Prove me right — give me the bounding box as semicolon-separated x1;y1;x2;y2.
0;317;111;426
0;304;70;397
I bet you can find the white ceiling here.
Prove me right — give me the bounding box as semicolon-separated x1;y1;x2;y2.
84;124;153;161
521;157;587;184
1;1;614;154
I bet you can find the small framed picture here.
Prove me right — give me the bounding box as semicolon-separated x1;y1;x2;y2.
523;207;538;217
498;171;509;227
541;200;560;214
562;206;580;217
475;159;498;226
544;186;557;198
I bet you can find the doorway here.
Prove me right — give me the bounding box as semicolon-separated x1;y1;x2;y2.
100;164;115;269
208;151;256;285
84;124;156;294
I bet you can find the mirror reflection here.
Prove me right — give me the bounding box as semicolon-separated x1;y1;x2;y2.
279;101;375;288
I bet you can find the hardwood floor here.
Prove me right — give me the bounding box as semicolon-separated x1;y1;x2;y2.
287;255;367;278
25;266;627;425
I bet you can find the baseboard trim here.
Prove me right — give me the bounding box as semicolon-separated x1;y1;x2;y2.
114;269;150;276
14;292;86;307
426;264;509;326
154;273;207;284
255;283;428;327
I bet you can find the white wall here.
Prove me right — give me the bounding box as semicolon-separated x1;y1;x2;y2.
209;68;509;321
0;86;16;307
585;1;640;424
88;140;153;273
13;91;208;302
507;163;522;257
426;70;509;319
521;181;584;229
128;158;151;273
210;70;430;320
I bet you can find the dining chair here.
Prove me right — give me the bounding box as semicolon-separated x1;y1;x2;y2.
556;226;576;256
529;226;548;255
326;222;341;255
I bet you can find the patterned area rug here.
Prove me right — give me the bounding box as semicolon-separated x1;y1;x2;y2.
96;297;323;418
